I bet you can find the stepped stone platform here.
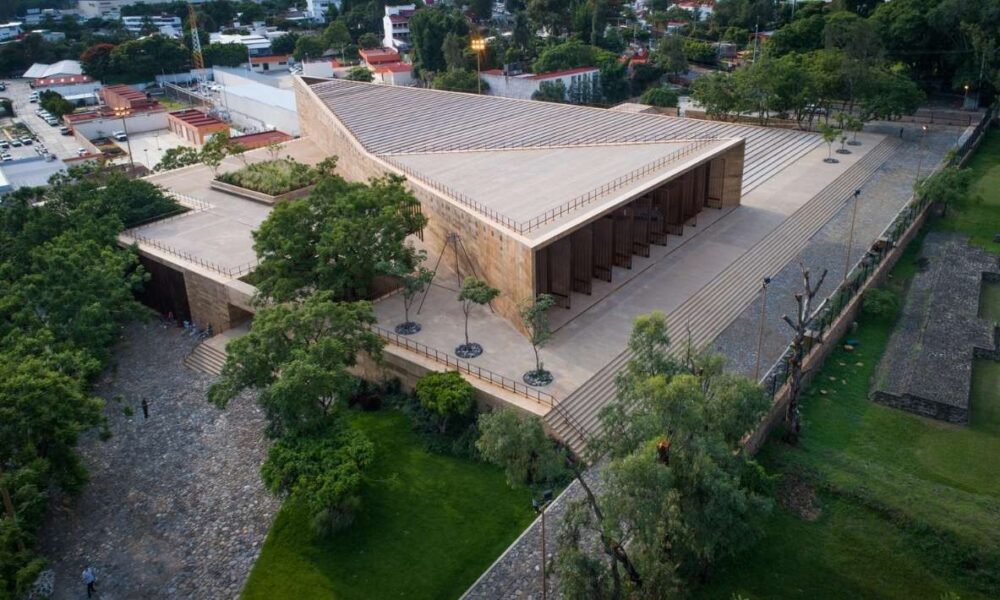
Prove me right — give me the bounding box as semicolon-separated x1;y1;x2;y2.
872;232;999;424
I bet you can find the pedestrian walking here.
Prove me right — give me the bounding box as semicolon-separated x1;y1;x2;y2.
82;566;97;598
141;398;149;419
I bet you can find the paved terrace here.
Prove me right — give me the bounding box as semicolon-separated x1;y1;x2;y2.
308;79;821;234
374;132;888;413
126;138;325;277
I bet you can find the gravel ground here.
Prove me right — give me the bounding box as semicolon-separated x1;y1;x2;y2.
711;122;962;378
37;321;279;600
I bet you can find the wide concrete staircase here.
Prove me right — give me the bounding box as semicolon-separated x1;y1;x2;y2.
545;136;901;458
183;341;227;376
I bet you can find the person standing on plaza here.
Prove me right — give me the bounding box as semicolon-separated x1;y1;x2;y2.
82;566;97;598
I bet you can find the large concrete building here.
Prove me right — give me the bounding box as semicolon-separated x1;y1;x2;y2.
294;77;748;328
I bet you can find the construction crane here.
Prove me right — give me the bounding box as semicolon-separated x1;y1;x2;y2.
188;3;204;70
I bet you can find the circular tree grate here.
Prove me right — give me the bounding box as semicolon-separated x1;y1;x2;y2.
395;321;422;335
455;343;483;358
523;370;553;387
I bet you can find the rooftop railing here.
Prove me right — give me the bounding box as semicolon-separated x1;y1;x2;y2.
370;324;556;407
122;230;258;279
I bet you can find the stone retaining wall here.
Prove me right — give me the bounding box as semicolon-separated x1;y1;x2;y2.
209;179;315;205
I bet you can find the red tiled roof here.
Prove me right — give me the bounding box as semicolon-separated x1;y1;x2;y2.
63;103;165;123
229;130;293;149
249;54;290;65
33;75;94;88
168;108;227;127
360;48;401;65
389;15;409;24
373;62;412;74
527;66;599;80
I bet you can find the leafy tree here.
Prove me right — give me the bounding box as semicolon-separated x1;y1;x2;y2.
293;35;326;61
209;292;382;437
819;123;840;161
346;66;374;82
358;32;382;49
442;32;469;71
260;423;373;535
652;34;687;75
431;69;485;93
683;38;716;64
640;86;678;108
39;90;74;119
861;288;900;322
691;70;739;120
470;0;493;20
155;146;201;172
414;371;476;434
323;20;352;54
914;166;975;216
109;35;191;82
532;79;567;102
477;409;566;486
456;276;500;353
533;39;611;73
200;130;232;176
527;0;572;36
252;174;426;302
519;294;555;378
80;42;116;80
271;32;300;55
409;7;469;73
379;250;433;333
202;42;248;67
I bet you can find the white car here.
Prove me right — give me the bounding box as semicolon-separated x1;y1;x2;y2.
76;148;88;156
112;131;127;141
1;154;12;162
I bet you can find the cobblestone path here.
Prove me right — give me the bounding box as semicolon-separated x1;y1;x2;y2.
38;321;279;600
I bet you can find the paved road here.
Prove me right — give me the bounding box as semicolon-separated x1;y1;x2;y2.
4;78;84;159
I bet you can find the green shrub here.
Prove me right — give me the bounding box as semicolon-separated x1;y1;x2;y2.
414;371;476;434
217;159;323;195
862;288;900;322
640;86;679;108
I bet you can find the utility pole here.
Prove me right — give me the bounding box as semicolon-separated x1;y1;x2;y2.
843;189;862;283
754;276;771;382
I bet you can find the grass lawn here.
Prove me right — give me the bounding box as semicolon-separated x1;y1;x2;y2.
698;131;1000;600
241;410;534;600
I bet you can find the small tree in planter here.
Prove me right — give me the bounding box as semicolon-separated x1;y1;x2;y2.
380;251;433;334
456;276;499;358
415;371;476;434
847;116;863;146
201;130;231;176
837;134;850;154
820;123;841;163
266;140;283;161
519;294;555;386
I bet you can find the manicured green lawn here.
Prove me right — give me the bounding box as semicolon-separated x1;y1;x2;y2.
242;411;534;600
699;132;1000;600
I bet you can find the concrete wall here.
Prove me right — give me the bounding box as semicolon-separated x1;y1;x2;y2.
70;111;169;140
220;88;300;135
482;70;599;101
294;77;535;330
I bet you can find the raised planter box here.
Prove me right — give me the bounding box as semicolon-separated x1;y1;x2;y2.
210;179;316;205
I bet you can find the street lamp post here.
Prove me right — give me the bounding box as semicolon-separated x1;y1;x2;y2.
843;189;862;284
753;276;771;382
113;107;135;171
915;124;928;181
470;38;486;94
533;490;554;600
963;84;970;109
143;148;150;169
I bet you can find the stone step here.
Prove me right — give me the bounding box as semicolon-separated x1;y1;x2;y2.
183;342;228;376
546;137;900;456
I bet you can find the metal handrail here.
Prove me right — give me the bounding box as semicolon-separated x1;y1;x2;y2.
369;324;556;407
122;230;258;278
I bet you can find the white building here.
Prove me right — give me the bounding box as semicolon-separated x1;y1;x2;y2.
481;66;600;101
23;60;84;80
212;67;299;135
121;14;182;35
383;4;416;51
671;1;713;21
32;75;102;98
21;8;66;26
209;31;274;57
306;0;342;21
78;0;207;19
0;22;23;42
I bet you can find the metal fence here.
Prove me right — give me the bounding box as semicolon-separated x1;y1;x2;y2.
122;230;258;278
759;106;995;397
369;324;556;407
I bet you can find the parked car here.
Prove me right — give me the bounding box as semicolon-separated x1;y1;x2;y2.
112;131;127;141
0;140;8;149
20;137;32;145
1;154;12;162
0;82;7;91
10;139;21;147
47;119;59;127
76;148;88;156
60;126;72;135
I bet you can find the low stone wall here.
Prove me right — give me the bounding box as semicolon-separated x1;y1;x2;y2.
209;179;315;205
871;391;968;424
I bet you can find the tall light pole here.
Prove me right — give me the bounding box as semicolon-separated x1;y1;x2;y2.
753;276;771;382
533;490;554;600
470;37;486;94
963;83;970;109
113;107;135;171
915;124;928;181
143;148;149;169
843;188;862;283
